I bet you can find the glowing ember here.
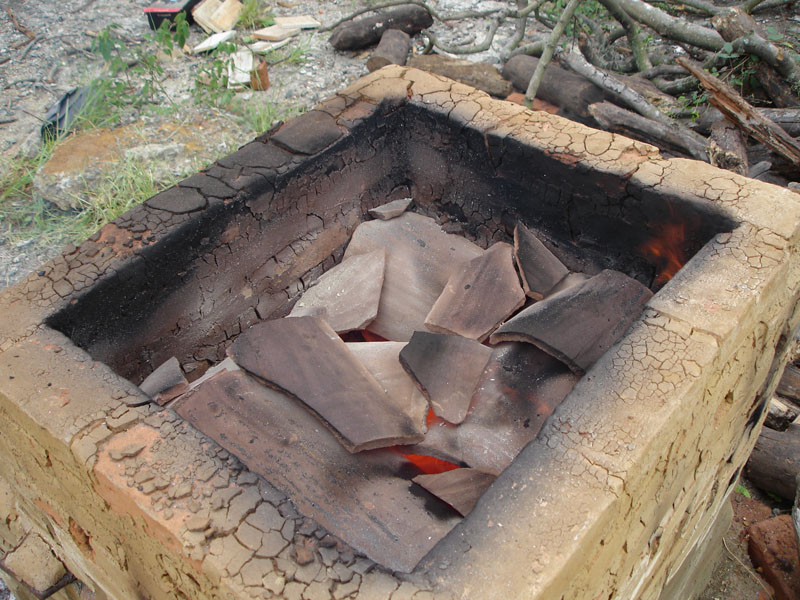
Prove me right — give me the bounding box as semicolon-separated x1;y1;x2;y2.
640;222;687;285
401;453;460;474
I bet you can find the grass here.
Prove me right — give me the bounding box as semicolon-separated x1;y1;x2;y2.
239;0;275;30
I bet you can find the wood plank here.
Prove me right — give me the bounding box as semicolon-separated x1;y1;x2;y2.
173;370;460;572
288;249;385;333
677;57;800;168
344;212;483;341
399;332;491;424
273;15;321;29
513;223;570;300
230;317;425;452
490;269;653;373
413;469;496;516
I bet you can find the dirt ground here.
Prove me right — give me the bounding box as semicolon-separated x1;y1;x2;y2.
0;0;797;598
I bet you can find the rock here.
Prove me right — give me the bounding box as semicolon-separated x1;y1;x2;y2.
748;515;800;600
368;197;413;220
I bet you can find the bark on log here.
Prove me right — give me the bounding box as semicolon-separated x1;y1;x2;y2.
615;0;726;51
408;54;512;97
753;62;800;109
367;29;411;72
778;364;800;403
503;54;605;123
588;101;709;160
328;6;433;51
746;422;800;500
709;119;749;174
678;57;800;168
695;107;800;137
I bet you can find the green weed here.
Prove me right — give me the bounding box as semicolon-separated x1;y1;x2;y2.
239;0;275;29
735;484;751;498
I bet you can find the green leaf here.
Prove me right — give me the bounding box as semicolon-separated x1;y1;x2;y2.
735;484;751;498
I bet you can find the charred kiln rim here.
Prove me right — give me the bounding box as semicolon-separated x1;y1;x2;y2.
2;66;800;598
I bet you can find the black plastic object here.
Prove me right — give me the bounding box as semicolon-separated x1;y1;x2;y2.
41;86;91;140
144;0;202;30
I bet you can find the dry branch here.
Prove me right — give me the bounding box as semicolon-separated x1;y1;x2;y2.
589;101;709;159
615;0;725;51
678;57;800;168
709;119;748;174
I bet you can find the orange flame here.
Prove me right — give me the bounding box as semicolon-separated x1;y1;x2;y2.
401;453;460;475
640;222;687;285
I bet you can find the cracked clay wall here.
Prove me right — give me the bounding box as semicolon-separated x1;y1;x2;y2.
2;66;800;600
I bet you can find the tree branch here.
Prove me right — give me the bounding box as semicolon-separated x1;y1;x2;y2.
596;0;652;71
615;0;725;51
524;0;583;106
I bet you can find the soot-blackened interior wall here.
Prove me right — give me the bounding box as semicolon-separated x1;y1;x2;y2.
48;103;738;385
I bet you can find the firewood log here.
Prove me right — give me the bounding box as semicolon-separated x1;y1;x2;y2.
328;6;432;51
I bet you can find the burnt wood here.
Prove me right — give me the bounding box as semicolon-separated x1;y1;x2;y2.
413;469;497;517
405;342;581;474
490;269;653;373
513;224;570;300
367;29;411;72
230;317;425;452
344;212;483;342
502;54;606;123
399;331;492;425
173;370;460;572
425;242;525;341
288;248;385;333
746;422;800;501
328;6;433;51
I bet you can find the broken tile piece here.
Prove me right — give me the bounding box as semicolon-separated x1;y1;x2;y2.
425;242;525;341
399;332;491;424
368;198;413;220
490;269;654;372
139;357;187;398
252;24;301;41
173;371;460;572
188;357;241;391
227;48;255;89
273;15;321;29
545;271;590;298
413;469;496;516
344;212;483;341
248;39;292;54
192;30;236;53
346;341;428;433
514;224;570;300
289;249;385;333
230;317;424;452
409;342;580;474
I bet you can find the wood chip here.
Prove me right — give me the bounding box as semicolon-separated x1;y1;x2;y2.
399;332;491;424
288;249;385;333
490;269;653;372
344;212;483;341
230;317;425;452
173;370;459;572
227;48;255;88
192;30;235;53
413;468;496;516
425;241;525;341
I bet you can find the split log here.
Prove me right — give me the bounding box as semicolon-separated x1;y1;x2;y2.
746;422;800;500
764;396;799;431
328;5;432;50
695;107;800;137
503;54;605;123
367;29;411;72
677;57;800;169
589;101;709;160
709;119;748;174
